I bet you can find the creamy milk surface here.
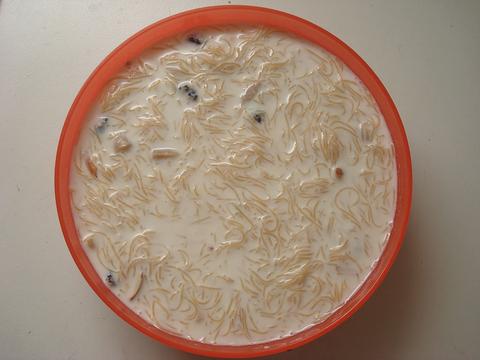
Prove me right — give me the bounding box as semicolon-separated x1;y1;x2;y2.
71;27;397;345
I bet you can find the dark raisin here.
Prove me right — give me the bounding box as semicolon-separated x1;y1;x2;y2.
188;90;198;101
105;272;116;286
187;35;202;45
335;167;344;179
253;112;264;123
179;83;198;101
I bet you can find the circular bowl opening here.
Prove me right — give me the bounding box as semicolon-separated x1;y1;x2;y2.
55;5;412;358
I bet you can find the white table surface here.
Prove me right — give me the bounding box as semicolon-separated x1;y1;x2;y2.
1;0;479;359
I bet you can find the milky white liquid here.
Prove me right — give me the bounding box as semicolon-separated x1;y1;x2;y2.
71;27;397;345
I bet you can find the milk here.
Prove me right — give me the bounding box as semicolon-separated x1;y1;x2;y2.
71;27;396;345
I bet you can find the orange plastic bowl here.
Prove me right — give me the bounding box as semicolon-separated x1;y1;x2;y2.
55;5;412;358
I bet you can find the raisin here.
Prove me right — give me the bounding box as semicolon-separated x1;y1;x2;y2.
187;35;202;45
335;167;344;179
188;90;198;101
179;83;198;101
105;272;116;286
253;112;264;124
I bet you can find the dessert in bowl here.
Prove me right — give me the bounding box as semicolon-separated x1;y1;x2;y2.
56;6;411;357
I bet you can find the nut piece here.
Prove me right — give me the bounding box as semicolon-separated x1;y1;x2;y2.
241;81;261;104
113;134;131;153
82;234;95;249
151;148;179;160
86;156;97;177
360;116;380;143
320;128;341;164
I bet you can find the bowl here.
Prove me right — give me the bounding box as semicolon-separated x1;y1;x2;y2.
55;5;412;358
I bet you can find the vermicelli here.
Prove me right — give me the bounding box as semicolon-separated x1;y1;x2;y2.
71;26;396;345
